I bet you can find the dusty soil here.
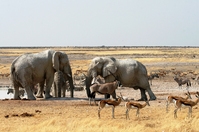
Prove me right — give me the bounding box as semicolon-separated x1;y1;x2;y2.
1;47;199;132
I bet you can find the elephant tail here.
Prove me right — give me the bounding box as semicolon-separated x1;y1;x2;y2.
10;65;21;87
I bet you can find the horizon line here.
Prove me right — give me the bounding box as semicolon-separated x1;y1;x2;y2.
0;46;199;49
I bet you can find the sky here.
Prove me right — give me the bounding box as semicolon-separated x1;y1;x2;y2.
0;0;199;47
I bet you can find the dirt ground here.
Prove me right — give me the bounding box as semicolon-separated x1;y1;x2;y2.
1;47;199;132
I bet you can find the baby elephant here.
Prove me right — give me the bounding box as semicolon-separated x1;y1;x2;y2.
54;70;68;97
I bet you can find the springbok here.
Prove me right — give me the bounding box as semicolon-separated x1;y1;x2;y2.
98;93;123;119
174;92;199;118
166;91;192;112
89;80;120;105
125;100;150;119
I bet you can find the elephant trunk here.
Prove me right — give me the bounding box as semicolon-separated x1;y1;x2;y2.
63;66;74;98
85;76;92;98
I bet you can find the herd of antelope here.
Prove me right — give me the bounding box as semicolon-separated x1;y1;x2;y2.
149;68;199;86
97;92;151;120
95;89;199;120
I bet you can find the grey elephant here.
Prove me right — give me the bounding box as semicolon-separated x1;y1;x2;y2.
54;70;68;97
10;49;74;100
85;57;156;101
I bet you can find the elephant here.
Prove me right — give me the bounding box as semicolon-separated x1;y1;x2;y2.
10;49;74;100
53;70;68;97
85;57;156;101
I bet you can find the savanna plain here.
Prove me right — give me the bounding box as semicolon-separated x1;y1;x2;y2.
1;47;199;132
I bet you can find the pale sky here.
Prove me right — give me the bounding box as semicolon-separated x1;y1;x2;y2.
0;0;199;47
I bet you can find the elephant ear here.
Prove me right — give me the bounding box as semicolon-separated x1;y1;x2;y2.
102;58;117;78
52;51;61;71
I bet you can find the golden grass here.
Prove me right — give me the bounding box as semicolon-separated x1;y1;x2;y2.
1;100;199;132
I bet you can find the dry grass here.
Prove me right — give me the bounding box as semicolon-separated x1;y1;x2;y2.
1;99;199;132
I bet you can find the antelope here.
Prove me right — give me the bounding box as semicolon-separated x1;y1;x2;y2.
191;75;199;85
125;100;150;119
173;76;191;90
148;73;159;85
166;91;192;112
98;93;123;119
89;80;120;105
174;92;199;118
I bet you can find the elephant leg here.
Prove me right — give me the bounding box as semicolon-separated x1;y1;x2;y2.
62;85;66;97
105;94;110;99
68;78;74;98
138;88;148;101
90;92;96;105
93;94;97;105
45;77;53;99
54;82;58;97
146;87;156;100
111;91;116;100
25;85;36;100
86;88;91;98
36;81;45;98
58;84;61;97
13;85;21;100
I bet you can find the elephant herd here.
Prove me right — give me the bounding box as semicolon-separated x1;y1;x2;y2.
10;50;156;101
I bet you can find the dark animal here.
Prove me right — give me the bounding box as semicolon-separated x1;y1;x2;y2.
148;73;159;85
173;76;191;90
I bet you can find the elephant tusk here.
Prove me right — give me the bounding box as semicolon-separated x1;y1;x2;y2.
91;77;96;85
67;74;71;77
